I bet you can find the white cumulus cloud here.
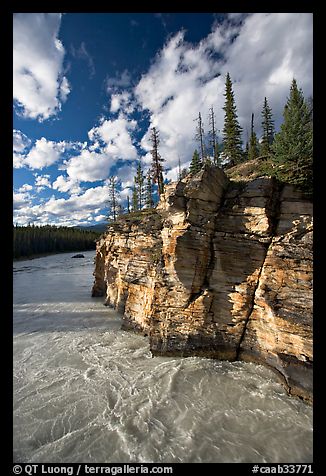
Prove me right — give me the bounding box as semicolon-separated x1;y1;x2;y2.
52;175;82;194
13;129;31;153
13;184;112;226
13;13;70;121
134;13;313;171
62;114;139;183
64;150;112;182
34;174;52;190
88;114;138;160
24;138;65;170
18;183;33;192
110;91;135;114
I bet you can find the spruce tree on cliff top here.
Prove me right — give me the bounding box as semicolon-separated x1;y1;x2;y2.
272;79;313;195
150;127;165;198
107;176;119;222
222;72;243;167
189;149;202;175
208;106;220;166
260;97;275;156
134;160;145;210
145;170;154;209
248;113;259;161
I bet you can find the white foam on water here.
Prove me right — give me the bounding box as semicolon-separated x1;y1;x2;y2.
13;251;313;463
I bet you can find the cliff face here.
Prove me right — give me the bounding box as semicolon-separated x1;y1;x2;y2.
92;165;313;402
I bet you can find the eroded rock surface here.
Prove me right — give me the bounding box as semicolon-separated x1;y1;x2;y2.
92;165;313;402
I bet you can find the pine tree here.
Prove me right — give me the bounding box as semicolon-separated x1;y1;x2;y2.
13;224;100;259
127;195;130;214
194;112;206;162
307;96;313;120
177;156;182;181
134;160;145;210
222;72;243;166
189;149;202;175
150;127;165;198
132;185;138;212
208;106;219;166
272;79;313;194
248;113;259;161
244;141;249;160
260;97;275;156
107;176;119;222
145;170;154;208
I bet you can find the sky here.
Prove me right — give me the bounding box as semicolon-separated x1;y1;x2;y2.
13;12;313;227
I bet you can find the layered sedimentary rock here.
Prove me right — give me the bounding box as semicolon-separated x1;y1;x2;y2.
239;185;313;399
92;165;313;402
92;211;162;333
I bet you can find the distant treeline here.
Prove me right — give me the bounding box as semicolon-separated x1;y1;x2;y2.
13;224;101;259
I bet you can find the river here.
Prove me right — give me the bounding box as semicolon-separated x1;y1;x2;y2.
13;250;313;463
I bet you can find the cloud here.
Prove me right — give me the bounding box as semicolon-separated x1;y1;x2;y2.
13;13;70;121
85;113;137;168
52;175;82;194
23;138;65;170
34;174;52;190
134;13;313;171
106;69;132;90
135;30;224;169
13;191;33;211
64;149;112;182
219;13;313;134
112;163;137;189
13;130;33;168
110;91;135;114
13;14;313;227
94;214;107;222
13;129;31;153
18;184;33;192
13;133;82;171
13;184;112;226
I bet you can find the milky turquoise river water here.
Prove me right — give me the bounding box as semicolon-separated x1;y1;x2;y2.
13;251;313;463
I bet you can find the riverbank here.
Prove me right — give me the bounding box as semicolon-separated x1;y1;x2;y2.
13;249;96;262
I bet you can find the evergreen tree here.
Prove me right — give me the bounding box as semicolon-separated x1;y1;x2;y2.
132;184;138;212
272;79;313;194
222;72;243;166
189;149;202;175
134;160;145;210
177;156;182;181
145;170;154;208
107;176;119;222
248;113;259;161
244;141;249;160
194;112;206;161
150;127;165;198
13;224;100;259
177;158;189;180
208;106;219;166
127;195;130;214
307;96;313;126
260;97;275;156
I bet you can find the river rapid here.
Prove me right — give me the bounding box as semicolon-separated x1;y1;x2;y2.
13;251;313;463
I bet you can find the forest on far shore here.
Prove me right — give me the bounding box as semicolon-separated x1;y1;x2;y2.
13;224;101;259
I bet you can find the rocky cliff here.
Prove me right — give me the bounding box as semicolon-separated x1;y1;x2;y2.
92;165;313;402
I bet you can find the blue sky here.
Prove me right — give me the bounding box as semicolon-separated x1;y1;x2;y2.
13;13;313;227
